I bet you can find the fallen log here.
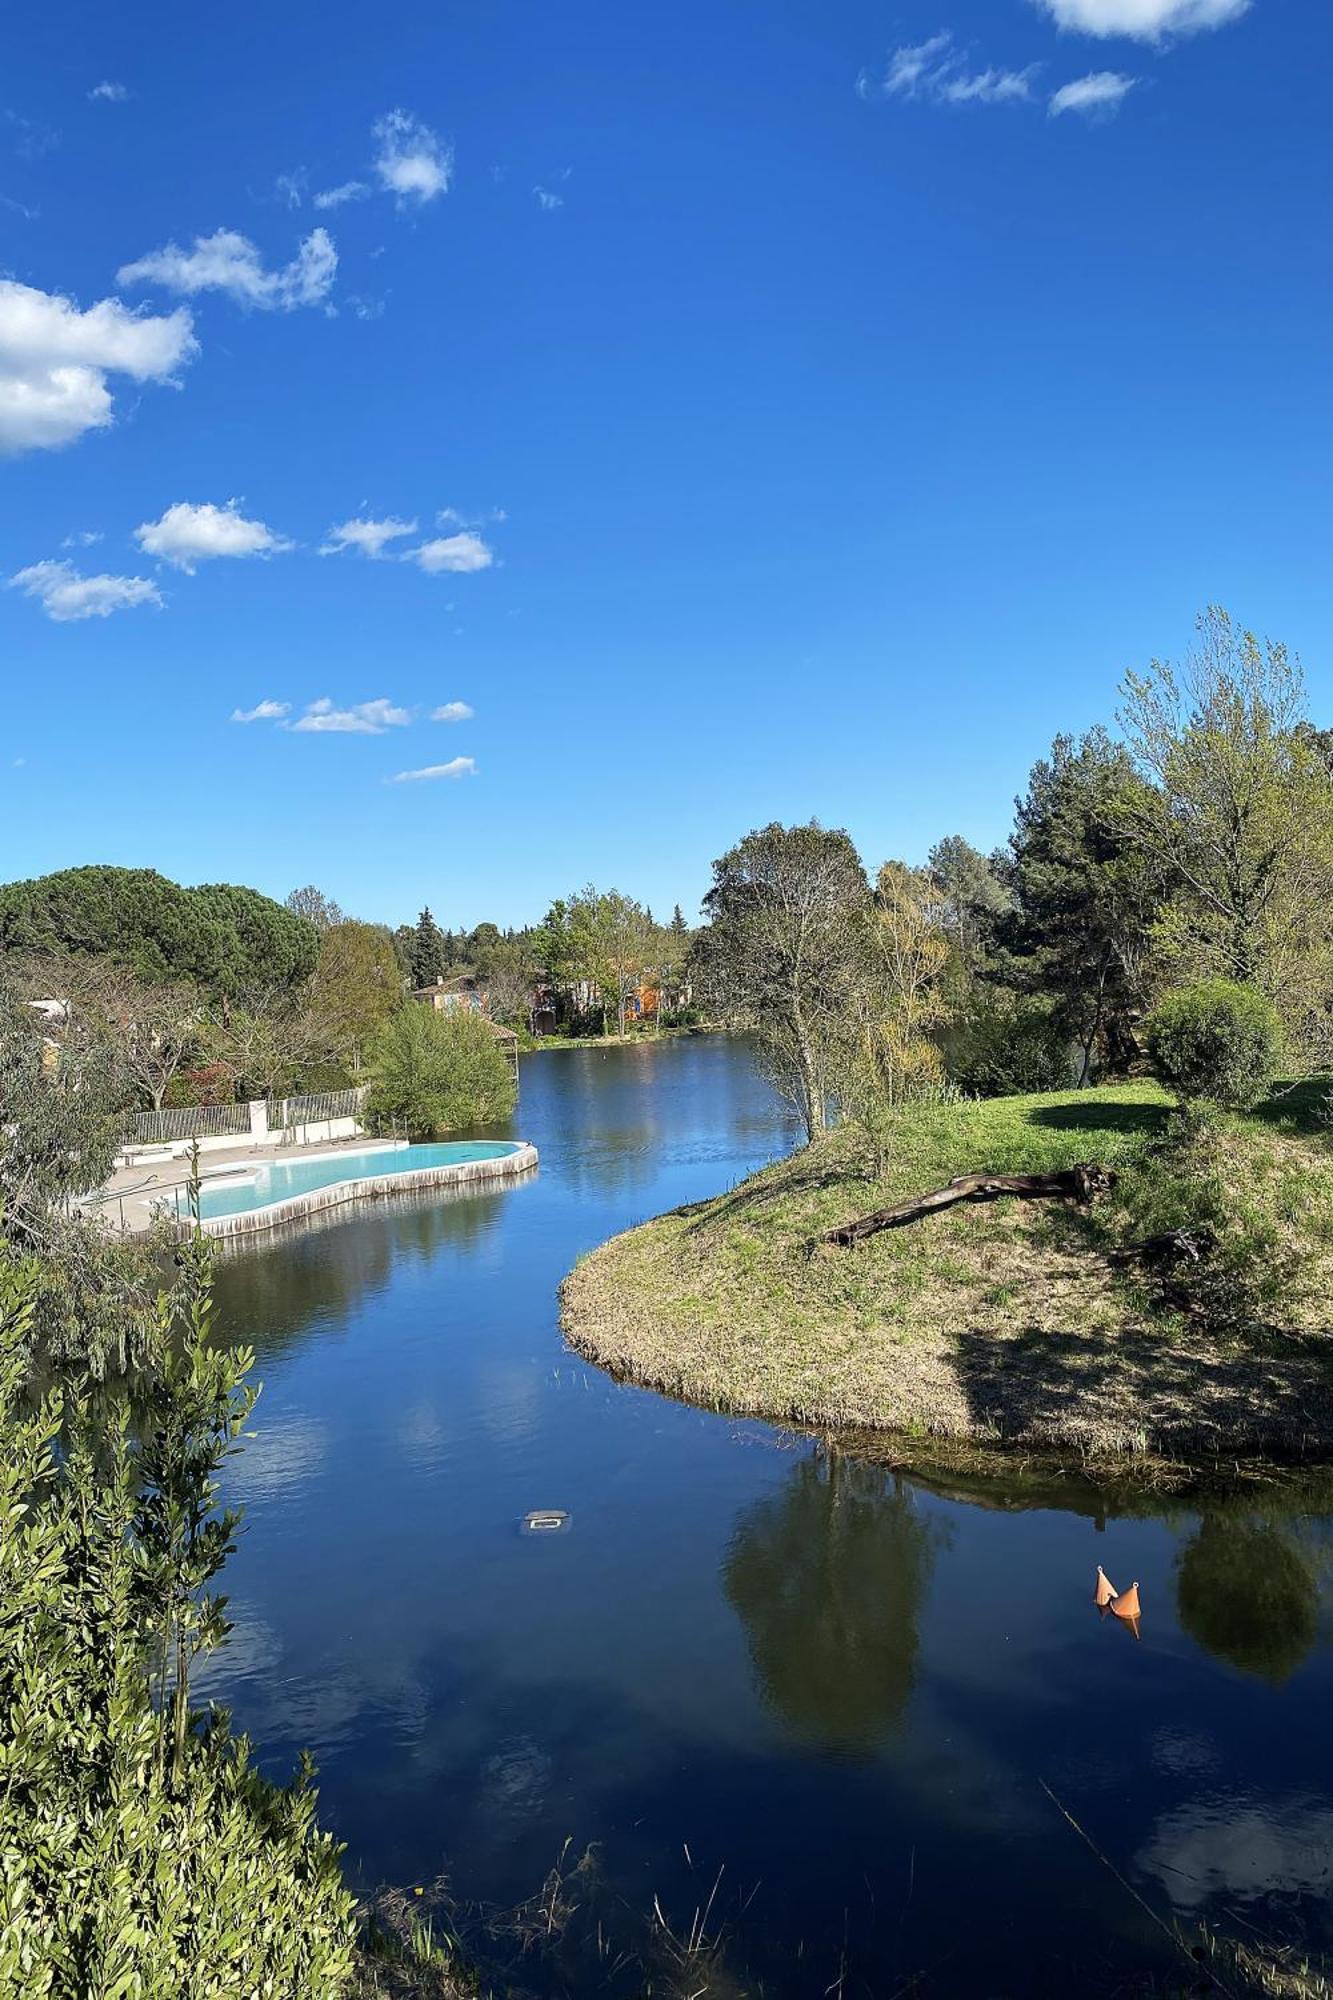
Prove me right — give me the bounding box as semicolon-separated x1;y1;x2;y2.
822;1163;1116;1249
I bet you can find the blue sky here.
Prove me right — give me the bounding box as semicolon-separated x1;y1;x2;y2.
2;0;1327;928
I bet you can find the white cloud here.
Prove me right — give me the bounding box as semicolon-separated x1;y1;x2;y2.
11;559;162;622
314;180;370;210
866;33;1036;106
390;758;476;782
135;500;292;572
533;186;564;210
321;515;417;558
942;66;1036;102
231;699;290;723
409;531;494;574
431;701;474;723
88;81;129;103
1049;70;1136;113
1032;0;1248;38
61;529;103;548
373;110;451;204
0;278;195;455
291;697;412;735
274;170;306;210
117;227;337;312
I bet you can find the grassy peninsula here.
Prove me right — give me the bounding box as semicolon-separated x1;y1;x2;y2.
561;1080;1333;1463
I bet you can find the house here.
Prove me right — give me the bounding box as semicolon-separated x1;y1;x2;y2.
410;976;521;1083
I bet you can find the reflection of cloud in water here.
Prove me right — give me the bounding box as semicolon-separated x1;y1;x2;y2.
193;1606;281;1694
229;1416;328;1501
1138;1798;1333;1911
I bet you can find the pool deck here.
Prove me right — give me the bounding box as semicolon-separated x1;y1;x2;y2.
87;1137;538;1240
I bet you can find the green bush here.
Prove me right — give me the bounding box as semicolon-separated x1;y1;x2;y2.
368;1005;517;1137
945;995;1074;1099
0;1259;357;1997
1147;978;1282;1109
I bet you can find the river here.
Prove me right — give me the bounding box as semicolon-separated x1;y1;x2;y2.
209;1034;1333;1996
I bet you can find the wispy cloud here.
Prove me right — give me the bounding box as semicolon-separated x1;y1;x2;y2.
321;515;417;558
431;701;474;723
11;559;162;622
390;757;476;783
117;227;337;311
61;529;103;548
231;699;291;723
533;185;564;210
313;179;370;210
291;697;412;735
1032;0;1248;39
861;32;1037;107
136;500;292;572
0;279;196;456
373;110;451;204
1049;71;1136;114
88;81;129;104
408;531;494;574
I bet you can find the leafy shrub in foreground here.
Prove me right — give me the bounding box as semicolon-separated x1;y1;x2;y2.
1147;978;1282;1109
0;1258;358;1996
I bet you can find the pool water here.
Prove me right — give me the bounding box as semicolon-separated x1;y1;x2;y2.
191;1140;525;1219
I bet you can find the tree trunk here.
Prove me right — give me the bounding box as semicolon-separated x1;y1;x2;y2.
822;1164;1115;1248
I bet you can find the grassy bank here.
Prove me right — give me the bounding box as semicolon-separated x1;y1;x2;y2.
561;1081;1333;1462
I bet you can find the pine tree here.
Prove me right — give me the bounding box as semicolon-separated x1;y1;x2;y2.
408;908;447;989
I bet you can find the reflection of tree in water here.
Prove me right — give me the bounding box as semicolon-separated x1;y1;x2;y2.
724;1450;940;1753
210;1187;504;1362
1176;1514;1320;1686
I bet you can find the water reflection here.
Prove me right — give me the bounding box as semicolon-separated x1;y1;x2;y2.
1176;1514;1320;1685
724;1449;941;1754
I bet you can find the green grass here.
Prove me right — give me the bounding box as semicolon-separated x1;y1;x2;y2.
561;1081;1333;1464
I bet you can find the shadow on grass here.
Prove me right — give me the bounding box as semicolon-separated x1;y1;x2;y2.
1250;1077;1332;1137
1026;1099;1170;1140
680;1148;868;1235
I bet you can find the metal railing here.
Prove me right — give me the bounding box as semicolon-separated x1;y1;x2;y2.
125;1103;252;1145
274;1087;368;1129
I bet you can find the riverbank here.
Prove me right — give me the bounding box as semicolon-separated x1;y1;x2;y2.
561;1080;1333;1463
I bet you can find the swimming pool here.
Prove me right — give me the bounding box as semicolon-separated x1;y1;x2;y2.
181;1140;534;1230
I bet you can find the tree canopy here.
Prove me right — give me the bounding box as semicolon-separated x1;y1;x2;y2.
0;867;318;999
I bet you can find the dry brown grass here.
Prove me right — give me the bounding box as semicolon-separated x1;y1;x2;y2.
561;1083;1333;1462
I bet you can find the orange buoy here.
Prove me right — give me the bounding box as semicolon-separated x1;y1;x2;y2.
1111;1581;1141;1621
1095;1566;1118;1609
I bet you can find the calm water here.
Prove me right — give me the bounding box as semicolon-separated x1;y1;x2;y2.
192;1139;524;1219
209;1037;1333;1996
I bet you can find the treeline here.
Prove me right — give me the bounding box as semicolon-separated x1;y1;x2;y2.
692;607;1333;1141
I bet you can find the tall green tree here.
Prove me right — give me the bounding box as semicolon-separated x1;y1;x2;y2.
694;822;868;1140
1001;729;1163;1083
407;907;448;990
307;920;402;1071
1117;606;1333;1063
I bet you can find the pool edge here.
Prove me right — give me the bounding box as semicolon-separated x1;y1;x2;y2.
177;1142;539;1241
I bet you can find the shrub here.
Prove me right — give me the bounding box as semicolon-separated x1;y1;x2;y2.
368;1004;517;1137
945;995;1075;1099
1147;978;1282;1109
0;1258;358;1996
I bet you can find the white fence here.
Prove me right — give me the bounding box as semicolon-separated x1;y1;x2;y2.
126;1102;252;1145
126;1087;368;1148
